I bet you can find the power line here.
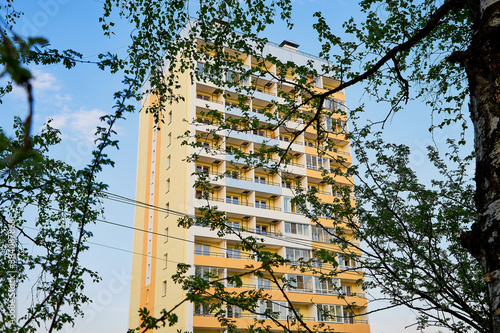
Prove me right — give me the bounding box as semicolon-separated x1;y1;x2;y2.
25;192;360;269
100;190;360;255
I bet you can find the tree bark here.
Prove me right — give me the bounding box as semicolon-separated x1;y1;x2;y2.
460;0;500;331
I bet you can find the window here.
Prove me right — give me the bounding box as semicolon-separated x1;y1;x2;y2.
306;154;330;171
257;278;270;290
226;195;239;205
333;99;346;112
226;170;239;179
337;253;358;269
342;285;352;296
162;280;167;296
167;155;171;169
311;226;335;243
227;304;242;318
323;98;333;111
256;224;268;235
283;197;296;213
165;203;169;217
258;301;287;320
252;129;266;136
195;243;210;256
344;310;354;324
195;190;208;199
164;227;169;243
282;180;291;189
284;222;309;236
325;117;333;131
194;302;210;316
196;165;210;173
315;277;341;295
163;254;168;269
167;132;171;146
288;274;313;292
285;248;311;262
316;304;343;322
196;62;205;76
146;289;149;304
195;266;223;281
227;247;240;259
255;200;267;209
168;111;172;124
166;178;170;193
225;221;240;233
255;176;266;184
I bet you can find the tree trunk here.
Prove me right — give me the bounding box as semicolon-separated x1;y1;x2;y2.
460;0;500;331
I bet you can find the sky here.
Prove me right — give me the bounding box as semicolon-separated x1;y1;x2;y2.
0;0;471;332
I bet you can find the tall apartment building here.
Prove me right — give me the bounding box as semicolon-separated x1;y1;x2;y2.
129;34;370;333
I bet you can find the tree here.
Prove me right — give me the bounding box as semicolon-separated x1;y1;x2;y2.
0;3;138;331
1;0;499;332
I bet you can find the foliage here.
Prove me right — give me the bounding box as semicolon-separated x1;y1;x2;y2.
1;0;495;332
0;2;138;331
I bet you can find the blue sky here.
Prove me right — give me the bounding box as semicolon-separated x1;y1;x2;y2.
1;0;470;332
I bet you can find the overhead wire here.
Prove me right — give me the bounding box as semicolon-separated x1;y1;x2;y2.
100;190;355;252
24;191;360;273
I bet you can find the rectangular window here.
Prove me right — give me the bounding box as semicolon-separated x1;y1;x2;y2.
227;304;242;318
325;117;333;131
283;197;296;213
255;200;267;209
164;227;169;243
282;180;292;189
306;154;329;171
257;278;271;290
196;165;210;173
227;247;241;259
195;243;210;256
225;221;240;233
195;266;223;281
285;222;309;236
312;226;335;243
167;155;171;169
316;304;343;322
163;254;168;269
162;280;167;296
285;248;311;262
167;132;171;146
226;195;239;205
258;301;287;320
333;99;346;112
194;302;210;316
323;99;333;111
337;253;358;269
168;111;172;124
165;203;169;217
314;277;341;295
256;224;268;235
255;176;266;184
288;274;313;292
166;178;170;193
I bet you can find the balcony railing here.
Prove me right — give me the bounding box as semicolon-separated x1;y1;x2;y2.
194;250;254;260
193;311;366;324
280;137;304;145
196;93;223;104
255;204;282;211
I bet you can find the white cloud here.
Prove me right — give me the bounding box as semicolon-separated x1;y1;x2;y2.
48;107;109;143
11;69;61;98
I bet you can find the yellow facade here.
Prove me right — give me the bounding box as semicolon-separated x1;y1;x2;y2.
129;38;370;333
